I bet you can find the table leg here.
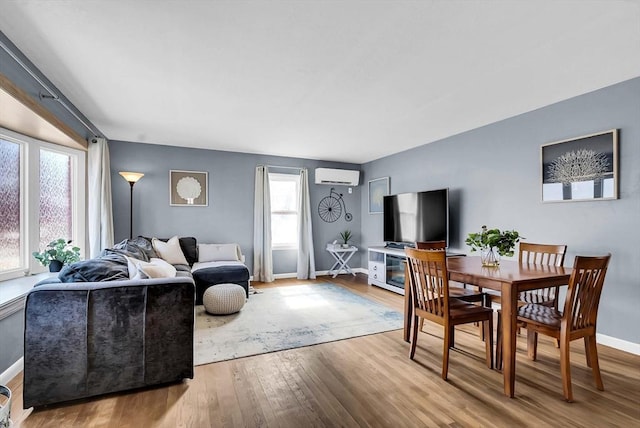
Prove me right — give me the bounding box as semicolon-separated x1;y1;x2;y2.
502;283;517;398
339;251;357;276
329;251;356;278
328;258;340;278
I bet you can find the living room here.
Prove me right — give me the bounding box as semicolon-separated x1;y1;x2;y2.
1;1;639;426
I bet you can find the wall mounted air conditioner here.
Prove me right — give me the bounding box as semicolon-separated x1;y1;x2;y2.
314;168;360;186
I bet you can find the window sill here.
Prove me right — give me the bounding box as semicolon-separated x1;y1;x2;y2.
0;272;56;320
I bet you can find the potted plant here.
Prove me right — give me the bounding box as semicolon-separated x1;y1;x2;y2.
339;230;353;248
465;225;521;266
32;238;81;272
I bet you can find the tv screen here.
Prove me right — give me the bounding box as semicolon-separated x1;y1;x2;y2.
383;188;449;246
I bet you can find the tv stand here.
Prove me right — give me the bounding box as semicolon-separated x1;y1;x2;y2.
384;242;411;249
368;246;466;295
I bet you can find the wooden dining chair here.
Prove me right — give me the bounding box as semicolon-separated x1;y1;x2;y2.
405;248;494;380
518;242;568;308
497;254;611;401
484;242;568;310
415;241;488;341
416;241;487;305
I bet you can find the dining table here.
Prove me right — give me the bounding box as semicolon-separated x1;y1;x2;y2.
403;255;571;398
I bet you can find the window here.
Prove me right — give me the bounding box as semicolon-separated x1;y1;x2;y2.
269;173;300;249
39;149;73;250
0;139;22;273
0;128;85;281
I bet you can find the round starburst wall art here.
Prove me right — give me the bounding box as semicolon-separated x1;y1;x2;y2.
170;170;208;206
176;176;202;204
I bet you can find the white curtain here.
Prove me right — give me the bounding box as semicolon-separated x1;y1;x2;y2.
253;166;274;282
87;137;114;258
297;169;316;279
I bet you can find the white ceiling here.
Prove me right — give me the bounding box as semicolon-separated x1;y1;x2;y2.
1;1;639;163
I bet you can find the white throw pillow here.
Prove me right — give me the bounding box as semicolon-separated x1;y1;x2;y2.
152;236;189;265
198;243;241;262
125;256;141;279
137;258;177;278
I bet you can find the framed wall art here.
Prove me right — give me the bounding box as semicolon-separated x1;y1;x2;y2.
170;170;208;206
368;177;389;213
541;129;618;202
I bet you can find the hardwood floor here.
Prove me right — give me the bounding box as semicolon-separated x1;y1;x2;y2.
8;274;640;427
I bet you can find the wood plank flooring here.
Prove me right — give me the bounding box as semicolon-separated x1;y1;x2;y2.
7;274;640;427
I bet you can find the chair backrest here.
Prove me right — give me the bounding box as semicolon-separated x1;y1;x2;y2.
518;242;568;305
562;254;611;332
519;242;567;266
415;240;447;250
405;248;449;318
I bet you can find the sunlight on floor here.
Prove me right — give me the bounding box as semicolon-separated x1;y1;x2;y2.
278;285;330;309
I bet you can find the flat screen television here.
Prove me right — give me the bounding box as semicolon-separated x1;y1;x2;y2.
383;188;449;247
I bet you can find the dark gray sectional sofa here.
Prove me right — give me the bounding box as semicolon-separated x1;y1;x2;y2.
23;277;195;408
22;236;250;408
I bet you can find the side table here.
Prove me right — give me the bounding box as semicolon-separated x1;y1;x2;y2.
326;245;358;278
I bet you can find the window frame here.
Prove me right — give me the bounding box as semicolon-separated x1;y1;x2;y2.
0;127;86;281
269;172;300;251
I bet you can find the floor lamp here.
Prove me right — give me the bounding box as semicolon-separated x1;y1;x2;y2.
119;171;144;239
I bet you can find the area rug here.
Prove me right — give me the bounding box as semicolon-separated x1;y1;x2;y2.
194;283;403;365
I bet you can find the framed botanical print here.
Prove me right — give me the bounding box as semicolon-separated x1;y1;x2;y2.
170;170;208;206
541;129;618;202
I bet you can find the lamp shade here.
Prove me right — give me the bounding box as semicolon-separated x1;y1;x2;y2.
119;171;144;183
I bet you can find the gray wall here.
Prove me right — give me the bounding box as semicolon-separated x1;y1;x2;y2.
360;77;640;344
108;141;362;274
0;310;24;374
0;31;102;140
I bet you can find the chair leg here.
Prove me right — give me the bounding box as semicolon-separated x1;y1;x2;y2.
484;317;494;369
527;328;538;361
442;325;451;380
586;335;604;391
560;331;573;402
496;313;502;371
449;326;455;348
584;336;592;368
409;315;419;359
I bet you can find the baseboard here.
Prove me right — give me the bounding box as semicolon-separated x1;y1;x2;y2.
273;272;299;279
597;333;640;355
0;357;23;386
272;268;367;280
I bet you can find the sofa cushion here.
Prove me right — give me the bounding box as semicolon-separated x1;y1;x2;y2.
192;262;250;303
198;243;242;262
137;258;177;278
58;254;129;282
174;264;192;275
152;236;189;265
144;236;197;266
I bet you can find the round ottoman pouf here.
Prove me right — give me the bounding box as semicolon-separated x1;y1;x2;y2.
203;283;246;315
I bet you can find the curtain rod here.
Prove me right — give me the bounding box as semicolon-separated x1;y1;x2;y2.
0;38;102;138
259;165;305;171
